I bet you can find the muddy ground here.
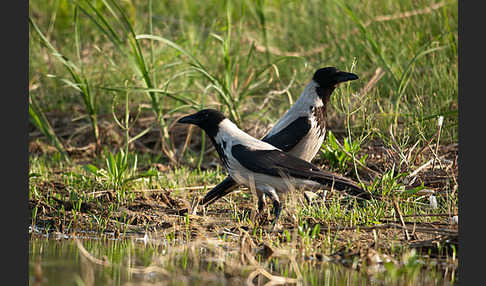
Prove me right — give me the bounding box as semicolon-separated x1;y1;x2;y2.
29;113;458;279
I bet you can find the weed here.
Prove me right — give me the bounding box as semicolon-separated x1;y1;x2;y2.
320;130;367;174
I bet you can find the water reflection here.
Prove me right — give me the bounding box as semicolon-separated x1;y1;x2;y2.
29;236;455;286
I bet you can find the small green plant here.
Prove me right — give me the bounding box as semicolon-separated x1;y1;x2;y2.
31;206;38;231
83;83;157;203
366;164;408;196
320;130;367;173
83;148;156;204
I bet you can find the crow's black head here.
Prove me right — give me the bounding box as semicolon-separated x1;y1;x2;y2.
312;67;358;88
178;109;226;137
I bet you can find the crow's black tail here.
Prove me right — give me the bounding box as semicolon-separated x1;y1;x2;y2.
201;176;238;206
313;173;372;200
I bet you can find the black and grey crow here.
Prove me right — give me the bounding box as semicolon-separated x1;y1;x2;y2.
200;67;359;206
178;109;371;225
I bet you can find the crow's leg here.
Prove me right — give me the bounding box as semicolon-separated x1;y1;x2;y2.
259;185;282;227
253;189;267;225
256;189;266;213
272;200;282;225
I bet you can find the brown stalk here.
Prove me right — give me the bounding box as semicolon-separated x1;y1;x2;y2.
392;196;411;241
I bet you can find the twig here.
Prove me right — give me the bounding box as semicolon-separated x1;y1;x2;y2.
367;2;448;24
357;67;385;97
432;116;444;170
316;223;457;236
412;129;440;164
267;69;297;96
86;185;216;197
75;238;170;276
407;156;451;178
246;33;328;57
392;197;411;240
171;112;195;163
75;238;110;266
388;124;409;168
246;267;299;286
179;124;194;162
394;188;436;195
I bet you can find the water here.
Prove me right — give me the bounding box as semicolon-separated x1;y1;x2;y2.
29;235;455;286
30;236;177;285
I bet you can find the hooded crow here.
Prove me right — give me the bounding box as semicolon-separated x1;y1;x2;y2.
201;67;359;206
178;109;371;225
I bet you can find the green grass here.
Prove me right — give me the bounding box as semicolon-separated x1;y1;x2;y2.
29;0;458;284
29;0;457;144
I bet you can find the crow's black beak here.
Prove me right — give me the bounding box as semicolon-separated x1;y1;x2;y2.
334;71;359;84
178;114;198;125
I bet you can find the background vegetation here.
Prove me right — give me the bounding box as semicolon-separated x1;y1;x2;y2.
29;0;457;155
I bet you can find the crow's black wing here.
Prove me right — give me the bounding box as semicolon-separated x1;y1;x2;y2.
231;144;370;199
261;117;311;152
231;145;321;178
